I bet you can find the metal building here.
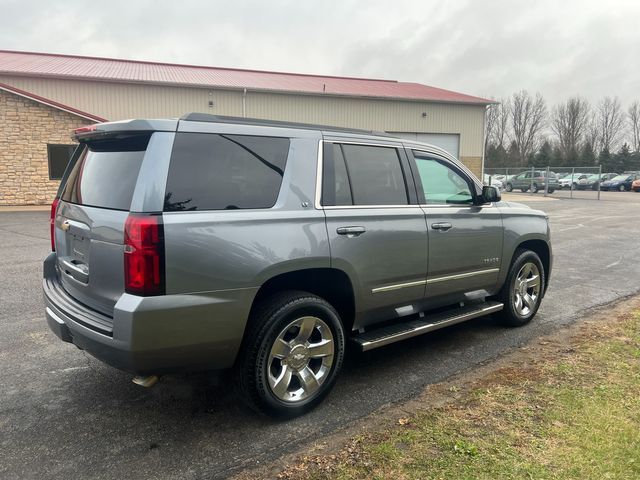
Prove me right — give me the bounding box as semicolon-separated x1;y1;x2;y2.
0;50;491;205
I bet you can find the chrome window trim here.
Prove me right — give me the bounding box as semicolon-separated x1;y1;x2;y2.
314;139;323;209
324;204;421;210
371;268;500;293
315;139;410;210
420;203;495;209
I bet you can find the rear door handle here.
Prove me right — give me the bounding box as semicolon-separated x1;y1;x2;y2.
431;222;453;231
336;226;366;236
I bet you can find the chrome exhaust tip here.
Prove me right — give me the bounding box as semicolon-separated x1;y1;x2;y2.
132;375;159;388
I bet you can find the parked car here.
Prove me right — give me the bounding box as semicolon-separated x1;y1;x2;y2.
504;170;558;193
632;178;640;192
558;173;588;189
483;174;504;190
43;114;552;417
600;173;640;191
576;173;618;190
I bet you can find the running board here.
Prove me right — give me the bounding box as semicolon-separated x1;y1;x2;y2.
352;301;504;352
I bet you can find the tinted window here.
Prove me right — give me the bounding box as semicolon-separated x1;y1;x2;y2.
61;134;149;211
413;155;473;205
340;144;407;205
322;144;353;206
164;133;289;211
47;144;77;180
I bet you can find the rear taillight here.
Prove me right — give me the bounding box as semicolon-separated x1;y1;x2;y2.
50;197;60;251
74;125;97;135
124;214;165;296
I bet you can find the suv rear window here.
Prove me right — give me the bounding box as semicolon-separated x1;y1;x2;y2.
164;133;290;211
61;134;150;211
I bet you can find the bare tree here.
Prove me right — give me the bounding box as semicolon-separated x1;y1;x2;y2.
629;100;640;152
551;97;590;159
484;98;510;151
595;97;625;152
508;91;547;165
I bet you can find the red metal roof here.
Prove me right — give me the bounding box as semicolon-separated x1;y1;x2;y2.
0;81;106;122
0;50;492;105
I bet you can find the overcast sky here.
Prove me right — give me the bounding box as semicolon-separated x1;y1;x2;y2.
1;0;638;106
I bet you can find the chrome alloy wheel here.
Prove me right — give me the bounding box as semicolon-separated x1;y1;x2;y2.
513;262;541;317
267;316;335;403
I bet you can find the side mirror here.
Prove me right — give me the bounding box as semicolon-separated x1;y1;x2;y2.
481;185;501;204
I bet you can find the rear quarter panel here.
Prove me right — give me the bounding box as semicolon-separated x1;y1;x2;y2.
162;134;330;294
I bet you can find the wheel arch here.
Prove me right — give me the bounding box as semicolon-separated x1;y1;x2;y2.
514;239;551;295
248;267;357;333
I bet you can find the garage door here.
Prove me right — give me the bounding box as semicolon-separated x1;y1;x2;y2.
389;133;460;159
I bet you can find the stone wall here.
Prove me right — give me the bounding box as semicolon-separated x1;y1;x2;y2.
0;90;89;205
460;156;482;179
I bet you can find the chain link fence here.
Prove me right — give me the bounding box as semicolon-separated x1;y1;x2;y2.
483;166;621;200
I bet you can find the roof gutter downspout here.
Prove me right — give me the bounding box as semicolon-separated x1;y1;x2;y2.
481;104;489;180
242;88;247;117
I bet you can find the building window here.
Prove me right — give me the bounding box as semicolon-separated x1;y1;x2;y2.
47;144;77;180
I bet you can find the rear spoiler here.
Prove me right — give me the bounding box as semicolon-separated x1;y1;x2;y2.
73;119;178;141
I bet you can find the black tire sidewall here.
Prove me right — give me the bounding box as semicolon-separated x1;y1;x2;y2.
241;293;345;418
499;250;545;327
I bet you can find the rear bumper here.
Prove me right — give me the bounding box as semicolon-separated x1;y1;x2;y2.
43;252;258;374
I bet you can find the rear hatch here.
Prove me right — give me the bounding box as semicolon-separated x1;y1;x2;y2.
54;133;151;316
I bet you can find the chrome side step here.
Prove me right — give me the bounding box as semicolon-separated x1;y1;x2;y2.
352;301;504;352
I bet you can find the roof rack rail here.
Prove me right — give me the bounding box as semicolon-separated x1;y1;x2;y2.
179;113;392;137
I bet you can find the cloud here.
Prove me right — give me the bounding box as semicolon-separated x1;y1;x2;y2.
0;0;638;105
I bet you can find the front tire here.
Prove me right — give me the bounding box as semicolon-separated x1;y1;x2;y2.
236;291;345;418
531;183;539;193
495;249;545;327
619;184;626;192
505;183;513;192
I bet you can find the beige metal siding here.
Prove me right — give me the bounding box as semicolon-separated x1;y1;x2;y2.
0;75;485;157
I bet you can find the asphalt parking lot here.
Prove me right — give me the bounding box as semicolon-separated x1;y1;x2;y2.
2;194;640;480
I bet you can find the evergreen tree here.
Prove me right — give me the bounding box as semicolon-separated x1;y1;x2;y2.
533;140;553;167
565;146;580;166
597;147;614;172
551;144;563;167
484;143;509;168
628;151;640;171
507;140;520;166
579;141;597;166
614;143;632;172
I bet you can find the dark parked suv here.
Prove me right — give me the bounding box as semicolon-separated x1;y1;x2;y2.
44;114;552;417
504;170;558;193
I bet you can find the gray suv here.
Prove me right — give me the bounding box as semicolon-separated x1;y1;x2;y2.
43;114;552;417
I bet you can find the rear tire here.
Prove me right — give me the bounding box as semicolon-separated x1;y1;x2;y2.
505;183;513;192
619;184;626;192
531;183;539;193
495;249;545;327
548;189;555;194
236;291;345;418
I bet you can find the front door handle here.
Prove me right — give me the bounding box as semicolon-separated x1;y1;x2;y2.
336;226;366;237
431;222;453;231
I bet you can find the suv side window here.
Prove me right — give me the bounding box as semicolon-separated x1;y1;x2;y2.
412;154;474;205
164;133;290;211
322;143;353;206
340;144;408;206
